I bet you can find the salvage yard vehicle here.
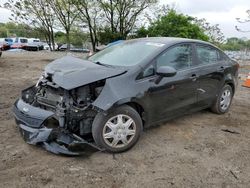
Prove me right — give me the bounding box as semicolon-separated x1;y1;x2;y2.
11;37;28;49
0;38;11;50
43;42;59;51
26;38;44;51
13;37;239;155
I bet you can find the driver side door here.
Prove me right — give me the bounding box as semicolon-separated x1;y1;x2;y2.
145;43;200;123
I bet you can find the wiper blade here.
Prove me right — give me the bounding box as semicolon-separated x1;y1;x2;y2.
95;61;113;67
95;61;104;65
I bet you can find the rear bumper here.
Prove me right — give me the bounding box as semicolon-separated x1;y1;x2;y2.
13;99;100;155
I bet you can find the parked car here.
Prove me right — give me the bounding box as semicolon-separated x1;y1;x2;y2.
5;38;14;46
13;37;239;155
11;37;28;49
95;40;124;52
25;38;44;51
58;43;90;53
0;38;11;50
58;43;74;51
70;47;90;53
107;40;124;47
43;42;58;51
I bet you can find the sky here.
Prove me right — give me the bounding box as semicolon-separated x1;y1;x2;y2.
0;0;250;39
162;0;250;38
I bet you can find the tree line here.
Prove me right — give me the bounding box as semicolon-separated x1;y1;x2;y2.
220;37;250;51
1;0;224;51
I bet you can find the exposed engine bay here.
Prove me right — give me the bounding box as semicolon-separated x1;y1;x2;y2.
15;73;106;155
25;72;105;134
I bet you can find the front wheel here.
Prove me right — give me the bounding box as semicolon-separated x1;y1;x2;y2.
211;84;233;114
92;105;143;153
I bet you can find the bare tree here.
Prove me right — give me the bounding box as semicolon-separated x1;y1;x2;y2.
49;0;80;50
236;10;250;33
73;0;101;52
194;18;225;44
99;0;118;33
2;0;56;50
144;4;173;24
98;0;158;38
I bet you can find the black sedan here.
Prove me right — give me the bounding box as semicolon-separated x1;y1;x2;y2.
13;37;239;155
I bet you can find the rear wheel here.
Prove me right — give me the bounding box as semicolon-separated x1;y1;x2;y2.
211;84;233;114
92;105;143;153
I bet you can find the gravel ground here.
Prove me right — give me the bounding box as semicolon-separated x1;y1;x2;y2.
0;51;250;188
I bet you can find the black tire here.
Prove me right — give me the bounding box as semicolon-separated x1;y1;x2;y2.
92;105;143;153
211;84;233;114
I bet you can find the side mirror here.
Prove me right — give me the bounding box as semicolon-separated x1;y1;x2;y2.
156;66;177;77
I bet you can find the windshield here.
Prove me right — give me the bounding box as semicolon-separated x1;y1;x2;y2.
5;38;13;43
89;41;165;66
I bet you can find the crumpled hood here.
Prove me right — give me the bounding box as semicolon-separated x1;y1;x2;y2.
44;56;125;90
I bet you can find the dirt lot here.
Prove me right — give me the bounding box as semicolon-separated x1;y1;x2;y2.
0;52;250;188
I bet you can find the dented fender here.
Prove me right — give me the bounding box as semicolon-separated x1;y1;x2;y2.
92;75;149;112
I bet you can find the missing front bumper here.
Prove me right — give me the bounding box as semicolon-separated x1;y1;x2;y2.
13;99;101;156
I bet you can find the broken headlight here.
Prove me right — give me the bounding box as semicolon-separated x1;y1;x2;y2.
36;72;48;87
21;86;38;104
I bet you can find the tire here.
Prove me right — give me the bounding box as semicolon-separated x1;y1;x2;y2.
92;105;143;153
211;84;233;114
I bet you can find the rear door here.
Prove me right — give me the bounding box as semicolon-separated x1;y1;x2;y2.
194;44;226;107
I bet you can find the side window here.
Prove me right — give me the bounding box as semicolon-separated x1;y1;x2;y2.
156;44;192;71
137;64;155;79
196;45;218;64
218;51;230;62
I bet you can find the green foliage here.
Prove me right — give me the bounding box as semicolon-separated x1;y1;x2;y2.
0;22;44;39
54;29;89;47
220;38;250;51
98;28;123;45
136;26;149;38
136;10;209;41
0;25;8;38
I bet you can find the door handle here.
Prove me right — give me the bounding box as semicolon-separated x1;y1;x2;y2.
218;66;225;72
190;74;198;81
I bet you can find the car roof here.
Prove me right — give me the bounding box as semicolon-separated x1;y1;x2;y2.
127;37;214;47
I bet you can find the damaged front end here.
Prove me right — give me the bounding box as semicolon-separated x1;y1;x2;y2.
13;75;106;155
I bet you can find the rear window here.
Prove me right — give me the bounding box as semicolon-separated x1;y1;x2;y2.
196;45;218;64
218;51;231;61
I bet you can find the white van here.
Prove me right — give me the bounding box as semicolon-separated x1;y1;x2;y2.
26;38;44;51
